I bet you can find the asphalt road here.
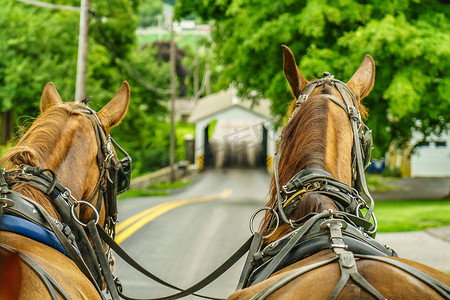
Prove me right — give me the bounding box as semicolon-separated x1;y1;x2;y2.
113;169;270;300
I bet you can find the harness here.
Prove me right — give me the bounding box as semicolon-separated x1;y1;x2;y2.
246;211;450;300
0;103;131;300
234;73;450;298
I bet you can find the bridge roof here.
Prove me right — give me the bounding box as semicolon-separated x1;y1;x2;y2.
188;88;272;123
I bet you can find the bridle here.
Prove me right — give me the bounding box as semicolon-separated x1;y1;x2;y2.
270;72;376;235
237;74;450;297
0;102;131;298
78;105;132;234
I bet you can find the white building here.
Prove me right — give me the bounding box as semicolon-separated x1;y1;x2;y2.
410;130;450;177
387;129;450;177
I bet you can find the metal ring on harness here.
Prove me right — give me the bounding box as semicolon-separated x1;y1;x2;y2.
71;200;99;227
250;207;279;239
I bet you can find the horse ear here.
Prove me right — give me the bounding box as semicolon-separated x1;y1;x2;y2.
97;81;130;129
282;45;308;99
40;82;63;112
347;55;375;100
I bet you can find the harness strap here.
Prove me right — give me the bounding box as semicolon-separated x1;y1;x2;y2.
329;251;384;300
87;221;121;300
96;223;254;300
356;255;450;299
236;232;263;290
327;220;384;300
6;190;105;298
5;167;106;288
249;256;338;300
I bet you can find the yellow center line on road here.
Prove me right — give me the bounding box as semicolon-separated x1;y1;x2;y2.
114;188;232;244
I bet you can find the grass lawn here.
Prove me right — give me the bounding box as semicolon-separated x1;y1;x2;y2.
375;200;450;232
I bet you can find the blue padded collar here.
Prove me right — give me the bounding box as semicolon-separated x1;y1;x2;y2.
1;214;69;257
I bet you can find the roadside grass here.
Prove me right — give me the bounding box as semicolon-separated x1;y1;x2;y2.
375;200;450;232
366;174;398;192
120;173;450;233
119;180;192;199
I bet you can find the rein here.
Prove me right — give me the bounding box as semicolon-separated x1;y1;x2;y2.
0;103;254;300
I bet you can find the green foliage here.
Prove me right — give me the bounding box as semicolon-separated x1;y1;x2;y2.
0;0;178;176
375;200;450;232
0;0;78;114
175;0;450;156
137;0;163;27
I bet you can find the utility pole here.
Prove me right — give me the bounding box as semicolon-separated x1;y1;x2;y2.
193;37;199;99
75;0;89;101
169;23;176;182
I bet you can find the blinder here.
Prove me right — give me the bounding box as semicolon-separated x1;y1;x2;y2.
360;126;373;170
105;138;132;222
108;138;132;196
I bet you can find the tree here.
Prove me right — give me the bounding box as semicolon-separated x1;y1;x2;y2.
0;0;175;175
137;0;163;28
175;0;450;157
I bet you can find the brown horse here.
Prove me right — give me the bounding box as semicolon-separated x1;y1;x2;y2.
0;82;130;299
229;46;450;299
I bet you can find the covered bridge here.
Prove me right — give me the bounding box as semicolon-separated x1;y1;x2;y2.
188;88;276;170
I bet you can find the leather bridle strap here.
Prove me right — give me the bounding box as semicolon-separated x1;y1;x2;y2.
236;232;263;290
333;82;375;222
95;223;256;300
87;221;121;300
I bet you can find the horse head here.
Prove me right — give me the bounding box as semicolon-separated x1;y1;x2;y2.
1;81;130;233
261;46;375;244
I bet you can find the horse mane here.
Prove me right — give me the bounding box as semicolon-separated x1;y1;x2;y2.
0;103;85;219
260;94;336;236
